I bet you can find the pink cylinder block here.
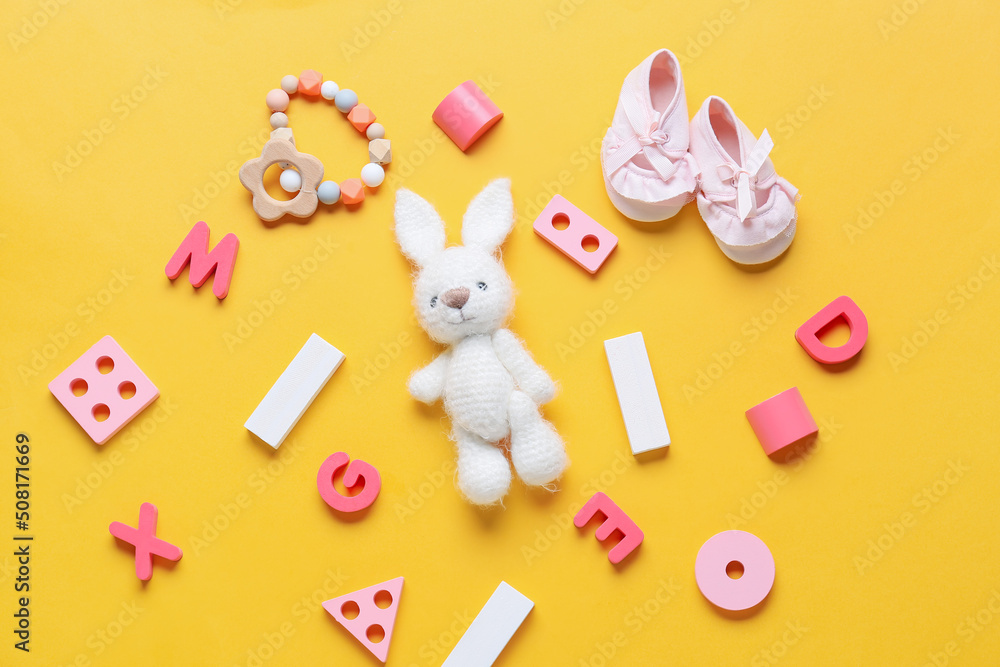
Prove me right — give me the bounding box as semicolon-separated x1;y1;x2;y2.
745;387;818;456
432;81;503;151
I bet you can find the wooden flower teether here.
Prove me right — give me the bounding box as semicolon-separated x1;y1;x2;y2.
238;131;323;222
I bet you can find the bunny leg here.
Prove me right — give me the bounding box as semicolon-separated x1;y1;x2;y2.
508;390;569;487
453;425;511;506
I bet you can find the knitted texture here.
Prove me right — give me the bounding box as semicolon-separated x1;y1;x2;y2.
394;179;569;506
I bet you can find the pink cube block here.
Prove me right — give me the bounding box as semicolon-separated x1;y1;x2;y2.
48;336;159;445
533;195;618;273
432;81;503;151
745;387;817;456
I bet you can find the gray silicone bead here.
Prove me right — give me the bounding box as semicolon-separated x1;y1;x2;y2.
318;180;341;205
334;89;358;113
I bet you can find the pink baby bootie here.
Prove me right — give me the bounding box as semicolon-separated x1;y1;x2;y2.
601;49;699;222
688;96;799;265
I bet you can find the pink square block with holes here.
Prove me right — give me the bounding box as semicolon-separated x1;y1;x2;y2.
533;195;618;274
48;336;159;445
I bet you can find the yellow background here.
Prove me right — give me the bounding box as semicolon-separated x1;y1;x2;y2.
1;0;998;664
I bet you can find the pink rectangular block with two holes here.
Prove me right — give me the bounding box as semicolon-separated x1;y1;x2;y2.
48;336;159;445
533;195;617;273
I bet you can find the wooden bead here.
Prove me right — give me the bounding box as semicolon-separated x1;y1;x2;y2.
269;112;288;129
368;139;392;165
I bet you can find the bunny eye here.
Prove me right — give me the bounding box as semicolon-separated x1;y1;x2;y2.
430;296;438;308
476;282;487;291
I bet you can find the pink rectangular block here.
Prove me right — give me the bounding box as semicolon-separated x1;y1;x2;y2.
533;195;617;273
48;336;159;445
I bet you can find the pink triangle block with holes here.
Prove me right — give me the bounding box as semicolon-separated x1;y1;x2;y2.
323;577;403;663
48;336;159;445
533;195;618;273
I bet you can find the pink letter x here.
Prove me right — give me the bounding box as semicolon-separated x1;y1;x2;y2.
109;503;183;580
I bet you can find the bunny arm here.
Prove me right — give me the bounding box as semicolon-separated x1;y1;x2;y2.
407;350;452;404
492;329;556;405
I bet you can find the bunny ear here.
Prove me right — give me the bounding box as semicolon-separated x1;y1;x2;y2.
394;188;446;267
461;178;514;254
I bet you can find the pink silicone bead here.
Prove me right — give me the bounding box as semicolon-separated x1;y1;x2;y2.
533;195;618;273
323;577;403;663
108;503;183;581
48;336;159;445
745;387;818;456
266;89;290;112
432;81;503;151
574;492;644;564
317;452;381;513
795;295;868;364
695;530;775;611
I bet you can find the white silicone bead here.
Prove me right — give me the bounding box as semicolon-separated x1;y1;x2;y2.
270;112;289;129
318;181;341;205
321;81;339;100
366;123;385;140
360;163;385;188
334;89;358;113
280;168;302;193
280;75;298;94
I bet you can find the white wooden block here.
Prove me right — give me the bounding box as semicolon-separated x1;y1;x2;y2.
442;581;533;667
604;332;670;455
245;333;345;448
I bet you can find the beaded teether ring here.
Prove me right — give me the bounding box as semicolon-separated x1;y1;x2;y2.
239;69;393;222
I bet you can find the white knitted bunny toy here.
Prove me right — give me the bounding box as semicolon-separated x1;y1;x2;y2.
394;179;569;506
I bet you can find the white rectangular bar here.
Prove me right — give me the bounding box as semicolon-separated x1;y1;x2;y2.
244;333;345;449
604;332;670;455
442;581;533;667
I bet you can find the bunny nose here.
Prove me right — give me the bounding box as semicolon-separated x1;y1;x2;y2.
441;287;470;309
